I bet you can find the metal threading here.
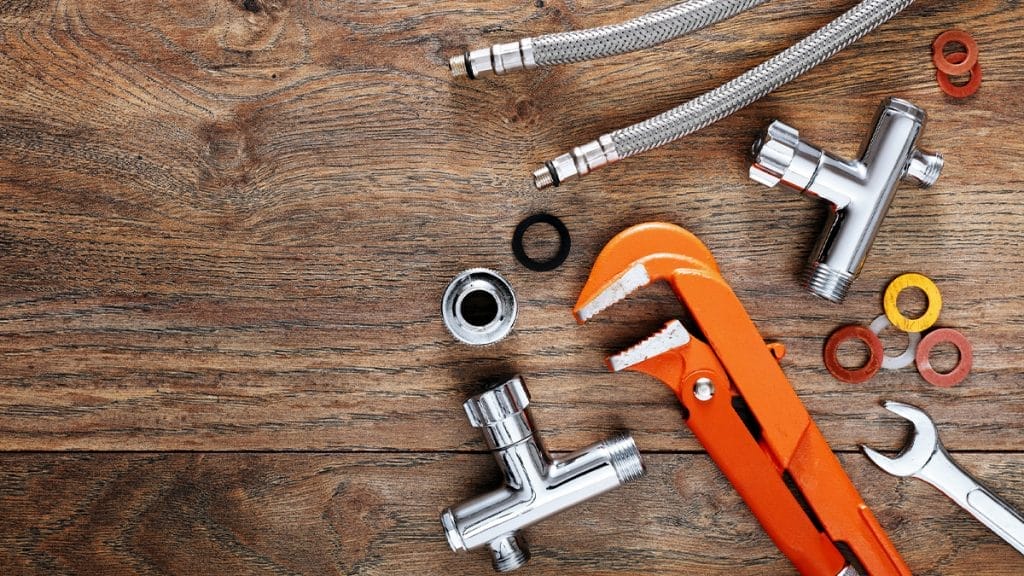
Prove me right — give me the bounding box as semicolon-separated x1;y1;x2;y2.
604;434;645;484
804;261;854;303
442;268;517;345
448;54;469;77
532;166;554;189
489;535;530;572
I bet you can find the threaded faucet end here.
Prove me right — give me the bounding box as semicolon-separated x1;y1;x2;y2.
605;434;645;484
804;262;854;303
489;534;530;572
449;54;469;78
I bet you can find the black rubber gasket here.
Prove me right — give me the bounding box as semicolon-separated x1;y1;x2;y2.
512;213;571;272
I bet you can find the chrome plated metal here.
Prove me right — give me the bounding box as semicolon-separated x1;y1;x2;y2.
862;401;1024;556
532;135;619;189
449;40;537;79
693;377;715;401
532;0;917;188
441;376;645;572
442;268;517;345
450;0;767;79
749;97;943;302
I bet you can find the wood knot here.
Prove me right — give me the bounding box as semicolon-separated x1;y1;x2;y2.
192;110;274;223
505;98;540;126
199;115;254;176
222;0;288;53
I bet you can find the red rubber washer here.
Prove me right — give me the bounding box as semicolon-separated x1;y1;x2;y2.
824;325;884;384
916;327;973;388
932;29;978;75
936;52;982;99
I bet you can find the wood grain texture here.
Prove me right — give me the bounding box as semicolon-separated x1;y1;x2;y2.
1;0;1022;573
2;453;1024;575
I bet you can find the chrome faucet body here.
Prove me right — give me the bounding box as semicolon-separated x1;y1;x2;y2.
441;376;645;572
749;97;943;302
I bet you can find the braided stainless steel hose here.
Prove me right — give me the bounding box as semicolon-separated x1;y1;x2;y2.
532;0;916;189
449;0;769;79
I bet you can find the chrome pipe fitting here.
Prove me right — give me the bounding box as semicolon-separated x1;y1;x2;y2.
749;97;943;303
449;39;536;79
532;135;619;189
442;269;517;345
441;376;645;572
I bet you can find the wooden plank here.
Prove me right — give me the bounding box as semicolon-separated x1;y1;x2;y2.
1;452;1023;575
0;2;1021;456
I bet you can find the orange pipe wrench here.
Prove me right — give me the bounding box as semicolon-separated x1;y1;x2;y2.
574;222;910;576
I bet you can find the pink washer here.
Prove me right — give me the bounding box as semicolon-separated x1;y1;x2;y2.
916;328;973;387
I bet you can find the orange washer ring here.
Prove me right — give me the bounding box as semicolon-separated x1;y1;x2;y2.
916;327;973;388
824;325;884;384
932;29;979;75
936;51;982;98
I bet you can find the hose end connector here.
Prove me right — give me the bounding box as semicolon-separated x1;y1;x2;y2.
449;39;536;79
533;135;619;190
448;54;470;78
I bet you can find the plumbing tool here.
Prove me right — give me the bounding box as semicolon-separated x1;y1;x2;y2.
863;401;1024;555
749;98;944;302
574;222;911;576
441;376;645;572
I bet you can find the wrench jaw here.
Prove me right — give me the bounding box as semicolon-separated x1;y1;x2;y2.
606;319;731;406
862;401;939;478
578;223;914;576
608;320;691;374
574;255;715;324
573;222;721;324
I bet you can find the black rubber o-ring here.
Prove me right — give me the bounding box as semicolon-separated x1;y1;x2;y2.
512;213;571;272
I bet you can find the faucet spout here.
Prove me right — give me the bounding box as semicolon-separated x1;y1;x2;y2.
441;376;645;572
749;97;943;302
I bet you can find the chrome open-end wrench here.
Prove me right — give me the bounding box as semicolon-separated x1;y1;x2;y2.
863;401;1024;556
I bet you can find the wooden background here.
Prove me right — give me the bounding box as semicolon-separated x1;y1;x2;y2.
1;0;1022;574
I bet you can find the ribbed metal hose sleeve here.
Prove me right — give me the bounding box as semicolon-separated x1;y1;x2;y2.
532;0;916;189
449;0;768;79
532;0;770;66
613;0;914;156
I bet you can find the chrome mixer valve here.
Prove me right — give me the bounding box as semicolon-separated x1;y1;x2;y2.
749;97;943;302
441;376;645;572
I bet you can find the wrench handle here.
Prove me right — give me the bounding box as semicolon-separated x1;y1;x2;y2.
966;487;1024;555
918;446;1024;556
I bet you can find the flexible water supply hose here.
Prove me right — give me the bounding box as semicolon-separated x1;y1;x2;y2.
531;0;917;189
449;0;770;78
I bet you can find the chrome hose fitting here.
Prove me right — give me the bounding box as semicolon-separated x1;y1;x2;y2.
442;269;517;345
749;97;943;303
441;376;645;572
449;39;536;79
528;0;916;188
532;135;619;189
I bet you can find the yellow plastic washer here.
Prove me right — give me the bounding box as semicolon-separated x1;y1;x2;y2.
883;273;942;333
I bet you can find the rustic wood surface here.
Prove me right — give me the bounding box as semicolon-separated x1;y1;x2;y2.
1;0;1022;573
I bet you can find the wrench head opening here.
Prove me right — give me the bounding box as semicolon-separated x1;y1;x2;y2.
861;401;938;478
574;223;719;323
